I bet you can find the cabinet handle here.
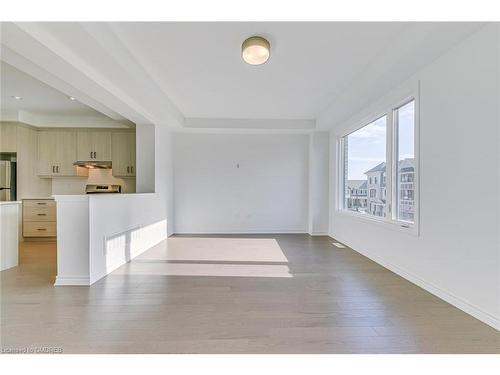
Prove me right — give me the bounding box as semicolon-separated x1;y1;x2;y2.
37;228;47;231
56;166;59;173
131;166;133;174
52;166;55;173
90;151;93;159
127;166;130;174
36;203;47;205
93;151;97;159
37;213;47;216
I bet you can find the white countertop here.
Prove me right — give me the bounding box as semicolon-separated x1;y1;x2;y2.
22;197;55;200
0;201;22;206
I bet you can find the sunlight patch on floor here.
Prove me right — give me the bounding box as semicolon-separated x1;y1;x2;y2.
112;237;293;278
112;261;292;278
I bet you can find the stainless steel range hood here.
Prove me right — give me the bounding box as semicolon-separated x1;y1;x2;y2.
73;161;112;169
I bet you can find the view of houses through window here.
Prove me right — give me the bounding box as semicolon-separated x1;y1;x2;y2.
343;99;416;224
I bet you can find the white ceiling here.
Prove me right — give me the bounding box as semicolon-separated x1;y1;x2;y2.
0;22;486;130
1;61;98;115
110;22;408;120
0;61;131;127
109;22;485;123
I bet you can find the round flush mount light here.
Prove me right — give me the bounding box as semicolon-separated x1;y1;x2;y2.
68;96;76;101
242;36;270;65
11;95;23;100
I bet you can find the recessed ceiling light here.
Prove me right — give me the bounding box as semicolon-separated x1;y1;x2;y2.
11;95;23;100
242;36;270;65
68;96;76;101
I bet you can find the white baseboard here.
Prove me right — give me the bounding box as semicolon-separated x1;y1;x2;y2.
173;231;308;235
54;276;90;286
309;232;329;236
331;233;500;332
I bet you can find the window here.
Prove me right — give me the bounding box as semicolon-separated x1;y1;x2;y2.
340;97;417;229
343;115;387;217
394;100;415;223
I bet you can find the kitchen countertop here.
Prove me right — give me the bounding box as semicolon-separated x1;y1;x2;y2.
0;201;22;206
21;197;55;200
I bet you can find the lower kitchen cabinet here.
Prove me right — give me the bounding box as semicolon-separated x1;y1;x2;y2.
22;199;57;238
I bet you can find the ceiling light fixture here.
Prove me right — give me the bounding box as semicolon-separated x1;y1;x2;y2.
242;36;270;65
68;96;76;101
11;95;23;100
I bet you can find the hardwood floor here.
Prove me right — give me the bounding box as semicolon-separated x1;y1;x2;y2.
1;235;499;354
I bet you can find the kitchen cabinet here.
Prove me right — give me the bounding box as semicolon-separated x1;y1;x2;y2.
0;122;18;152
77;130;111;161
16;125;51;198
22;199;56;238
38;130;77;176
111;132;136;177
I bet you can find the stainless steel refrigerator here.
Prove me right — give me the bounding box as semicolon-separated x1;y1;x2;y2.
0;160;17;201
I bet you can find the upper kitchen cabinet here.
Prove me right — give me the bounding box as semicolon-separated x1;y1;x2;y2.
0;122;18;152
77;130;112;161
38;130;77;177
111;132;136;177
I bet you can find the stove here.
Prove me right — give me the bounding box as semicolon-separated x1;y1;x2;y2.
85;184;121;194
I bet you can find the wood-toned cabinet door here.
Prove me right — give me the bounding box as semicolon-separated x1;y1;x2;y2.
92;131;111;161
17;126;52;198
55;130;77;176
111;132;135;177
37;131;57;176
77;130;111;160
111;132;130;177
127;132;136;177
0;123;17;152
76;131;93;161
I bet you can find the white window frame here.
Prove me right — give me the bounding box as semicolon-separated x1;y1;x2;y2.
337;86;420;236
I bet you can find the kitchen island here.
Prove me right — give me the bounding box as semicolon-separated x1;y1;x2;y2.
0;201;21;271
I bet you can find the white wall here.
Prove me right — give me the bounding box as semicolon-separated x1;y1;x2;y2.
329;25;500;330
155;124;175;236
174;133;309;233
54;195;90;285
308;132;330;234
135;123;155;193
88;193;167;283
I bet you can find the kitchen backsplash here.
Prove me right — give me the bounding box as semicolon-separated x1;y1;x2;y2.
51;169;136;195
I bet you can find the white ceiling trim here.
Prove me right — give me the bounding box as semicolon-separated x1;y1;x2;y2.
16;110;131;128
184;118;315;130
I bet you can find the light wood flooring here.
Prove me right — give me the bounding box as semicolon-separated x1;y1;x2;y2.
1;235;499;353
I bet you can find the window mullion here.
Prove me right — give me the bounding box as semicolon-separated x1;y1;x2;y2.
386;109;394;223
